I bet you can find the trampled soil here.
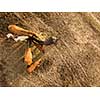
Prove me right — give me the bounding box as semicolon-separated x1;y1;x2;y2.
0;12;100;86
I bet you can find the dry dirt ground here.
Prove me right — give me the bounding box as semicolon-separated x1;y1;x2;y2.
0;12;100;86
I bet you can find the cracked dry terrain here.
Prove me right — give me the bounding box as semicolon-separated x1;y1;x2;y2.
0;12;100;86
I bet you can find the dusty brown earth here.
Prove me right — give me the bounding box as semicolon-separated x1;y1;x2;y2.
0;12;100;86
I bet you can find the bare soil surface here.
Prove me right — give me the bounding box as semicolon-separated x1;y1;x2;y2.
0;12;100;86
